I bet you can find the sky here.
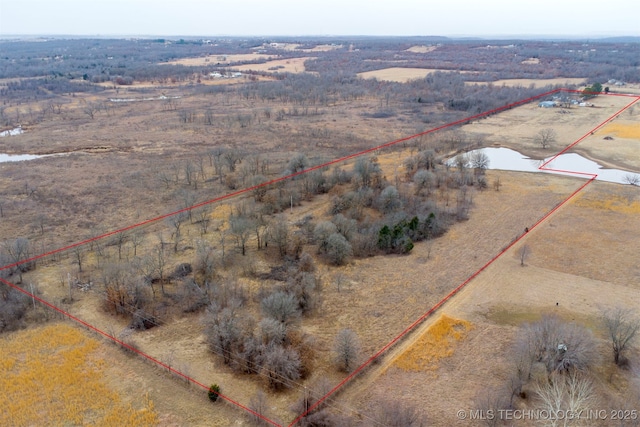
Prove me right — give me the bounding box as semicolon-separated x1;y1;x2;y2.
1;0;639;38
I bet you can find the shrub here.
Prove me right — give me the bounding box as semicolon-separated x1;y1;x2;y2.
208;384;220;402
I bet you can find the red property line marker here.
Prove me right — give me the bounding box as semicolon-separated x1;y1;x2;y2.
288;92;640;426
0;275;282;427
2;89;637;427
0;89;563;274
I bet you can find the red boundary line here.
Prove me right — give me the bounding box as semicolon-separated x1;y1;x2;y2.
1;89;638;427
288;92;640;426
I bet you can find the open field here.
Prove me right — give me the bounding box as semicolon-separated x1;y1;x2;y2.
233;57;312;74
1;36;639;426
2;89;639;425
465;77;587;88
358;67;471;82
164;53;274;66
0;323;158;426
405;45;438;53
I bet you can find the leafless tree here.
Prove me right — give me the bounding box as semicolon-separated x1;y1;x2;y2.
474;388;511;427
223;148;242;172
230;213;254;256
248;390;272;426
205;305;241;365
286;153;309;176
3;237;31;283
261;291;300;325
112;231;127;260
535;128;557;149
601;306;640;366
534;370;595;427
195;206;211;235
130;231;144;257
325;233;352;265
413;169;436;196
519;244;530;266
268;215;290;258
73;246;85;272
514;315;597;377
623;174;640;186
470;151;490;175
333;328;360;372
259;344;301;390
83;102;99;119
371;399;427;427
166;211;188;253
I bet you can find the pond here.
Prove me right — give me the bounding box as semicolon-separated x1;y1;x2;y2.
0;153;49;163
0;127;24;137
449;147;640;185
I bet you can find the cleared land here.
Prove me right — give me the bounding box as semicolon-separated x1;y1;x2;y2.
0;323;158;426
1;80;638;425
358;67;471;82
233;57;312;74
164;53;274;66
465;77;587;88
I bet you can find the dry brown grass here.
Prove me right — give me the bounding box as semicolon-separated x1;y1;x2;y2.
465;77;587;88
2;73;638;425
233;57;313;74
0;323;158;426
164;53;274;66
405;45;438;54
358;67;471;82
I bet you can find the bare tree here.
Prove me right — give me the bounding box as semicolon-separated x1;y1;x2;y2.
268;215;290;258
205;305;241;365
112;232;127;260
3;237;31;283
372;399;427;427
623;174;640;186
534;370;595;427
248;390;272;426
223;148;242;172
130;231;144;257
261;291;300;325
166;211;188;253
230;213;254;256
519;244;530;266
325;233;352;265
196;206;211;235
333;328;360;372
470;151;490;175
535;128;557;149
73;246;85;272
259;344;301;390
474;388;511;427
514;315;597;378
601;306;640;366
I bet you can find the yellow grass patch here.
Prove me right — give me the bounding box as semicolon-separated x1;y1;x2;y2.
0;324;158;427
572;193;640;214
598;122;640;139
392;315;473;372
